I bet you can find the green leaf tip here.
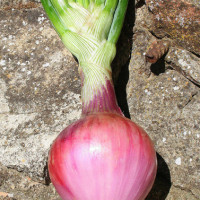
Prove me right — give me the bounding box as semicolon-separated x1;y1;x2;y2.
107;0;129;43
41;0;129;45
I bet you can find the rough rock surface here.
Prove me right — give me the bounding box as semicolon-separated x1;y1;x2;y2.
126;1;200;200
0;0;200;200
145;0;200;55
0;4;81;185
0;163;60;199
127;28;200;200
0;0;40;9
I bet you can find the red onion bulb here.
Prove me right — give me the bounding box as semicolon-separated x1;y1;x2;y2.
48;112;157;200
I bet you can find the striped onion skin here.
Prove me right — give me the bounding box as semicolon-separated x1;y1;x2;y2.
48;112;157;200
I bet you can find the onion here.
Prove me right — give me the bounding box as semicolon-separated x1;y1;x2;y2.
41;0;157;199
49;113;157;200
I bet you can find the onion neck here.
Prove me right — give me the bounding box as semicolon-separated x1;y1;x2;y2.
79;42;122;116
41;0;129;116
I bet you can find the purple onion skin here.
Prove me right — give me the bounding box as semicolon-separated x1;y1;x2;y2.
48;112;157;200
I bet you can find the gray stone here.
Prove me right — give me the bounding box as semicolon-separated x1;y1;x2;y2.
127;17;200;200
165;47;200;86
0;7;81;180
0;163;61;199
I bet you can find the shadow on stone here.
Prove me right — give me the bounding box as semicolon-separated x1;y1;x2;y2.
115;60;131;118
114;2;172;199
113;0;135;119
43;162;51;185
150;57;166;75
115;63;172;199
136;0;145;9
146;153;171;200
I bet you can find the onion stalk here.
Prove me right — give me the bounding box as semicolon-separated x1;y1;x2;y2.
41;0;157;199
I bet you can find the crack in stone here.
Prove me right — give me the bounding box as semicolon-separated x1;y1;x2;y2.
166;62;200;87
173;184;198;199
183;92;198;108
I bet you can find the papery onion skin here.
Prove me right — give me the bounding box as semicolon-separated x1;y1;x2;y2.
48;112;157;200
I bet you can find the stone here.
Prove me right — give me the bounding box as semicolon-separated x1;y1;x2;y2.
0;0;40;10
0;163;61;199
165;47;200;86
145;0;200;55
0;6;81;179
126;22;200;200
